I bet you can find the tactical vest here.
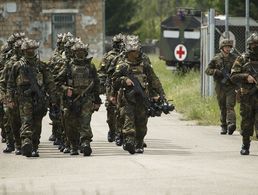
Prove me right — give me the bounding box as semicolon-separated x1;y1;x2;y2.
242;60;258;90
17;60;44;88
129;62;148;89
68;62;92;91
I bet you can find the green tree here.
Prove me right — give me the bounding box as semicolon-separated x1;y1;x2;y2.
105;0;140;36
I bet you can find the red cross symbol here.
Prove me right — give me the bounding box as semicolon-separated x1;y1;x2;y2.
176;46;185;59
174;44;187;61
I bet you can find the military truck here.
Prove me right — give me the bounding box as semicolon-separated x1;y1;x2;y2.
159;8;201;70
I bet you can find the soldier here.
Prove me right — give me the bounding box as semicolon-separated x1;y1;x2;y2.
0;39;23;154
55;40;101;156
230;33;258;155
205;39;237;135
111;35;166;154
98;33;124;143
7;38;57;157
48;32;73;142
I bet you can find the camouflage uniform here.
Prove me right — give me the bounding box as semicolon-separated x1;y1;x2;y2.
205;39;237;135
55;41;101;156
98;33;124;143
7;39;57;157
0;39;23;154
112;35;165;154
230;33;258;155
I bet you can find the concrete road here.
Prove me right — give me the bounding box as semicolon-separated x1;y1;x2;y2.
1;105;258;195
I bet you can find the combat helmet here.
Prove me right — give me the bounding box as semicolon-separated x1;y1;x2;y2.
71;40;89;60
219;38;233;49
124;35;141;52
112;33;125;51
246;33;258;49
21;38;39;50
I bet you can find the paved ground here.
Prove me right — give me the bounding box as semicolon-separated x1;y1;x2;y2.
1;104;258;195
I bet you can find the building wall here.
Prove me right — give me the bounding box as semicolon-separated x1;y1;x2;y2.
0;0;104;60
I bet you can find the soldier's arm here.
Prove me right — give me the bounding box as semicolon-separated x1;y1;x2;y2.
91;63;102;104
230;56;249;83
146;64;166;97
205;57;219;76
6;62;19;101
41;62;57;103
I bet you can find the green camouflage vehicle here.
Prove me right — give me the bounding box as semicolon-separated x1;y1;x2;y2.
159;8;201;70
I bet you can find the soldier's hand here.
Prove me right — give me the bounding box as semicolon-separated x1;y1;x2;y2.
67;87;73;97
247;75;257;84
152;96;160;102
110;96;117;105
125;78;134;86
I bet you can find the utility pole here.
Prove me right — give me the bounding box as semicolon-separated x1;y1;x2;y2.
225;0;229;39
245;0;250;51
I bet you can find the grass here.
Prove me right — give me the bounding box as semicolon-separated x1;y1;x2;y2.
148;54;241;126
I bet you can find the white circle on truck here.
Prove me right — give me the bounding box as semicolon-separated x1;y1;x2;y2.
174;44;187;61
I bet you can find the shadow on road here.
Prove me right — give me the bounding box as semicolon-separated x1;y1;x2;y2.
38;138;191;158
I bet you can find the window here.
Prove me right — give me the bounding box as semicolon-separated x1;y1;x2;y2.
184;31;200;39
52;14;75;49
163;30;179;38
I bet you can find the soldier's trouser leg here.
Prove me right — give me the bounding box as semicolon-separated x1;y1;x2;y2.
10;106;22;149
216;88;227;129
63;110;80;150
0;103;6;142
122;103;136;137
240;95;255;154
106;103;117;133
32;115;44;150
3;106;14;150
135;104;148;149
79;100;94;143
226;88;236;124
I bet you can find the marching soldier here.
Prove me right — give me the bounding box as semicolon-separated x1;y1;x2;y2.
111;35;166;154
98;33;124;143
7;38;57;157
205;39;237;135
230;33;258;155
55;40;101;156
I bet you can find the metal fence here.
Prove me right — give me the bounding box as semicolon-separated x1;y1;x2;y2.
201;9;258;97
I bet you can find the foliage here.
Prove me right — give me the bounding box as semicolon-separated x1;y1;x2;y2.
105;0;140;36
106;0;258;41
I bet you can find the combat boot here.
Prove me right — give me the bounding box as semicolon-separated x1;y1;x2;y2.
115;133;123;146
81;142;92;156
227;123;236;135
63;146;71;153
220;126;227;135
70;148;79;155
107;130;115;142
21;139;32;157
3;143;15;153
31;148;39;157
240;144;250;155
123;136;135;155
135;140;144;154
15;147;22;155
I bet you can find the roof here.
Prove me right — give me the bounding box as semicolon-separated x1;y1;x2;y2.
215;16;258;26
161;15;201;30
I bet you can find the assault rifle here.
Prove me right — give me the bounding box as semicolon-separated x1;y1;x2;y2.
20;62;47;113
248;63;258;95
221;66;231;84
66;80;94;114
119;66;148;106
